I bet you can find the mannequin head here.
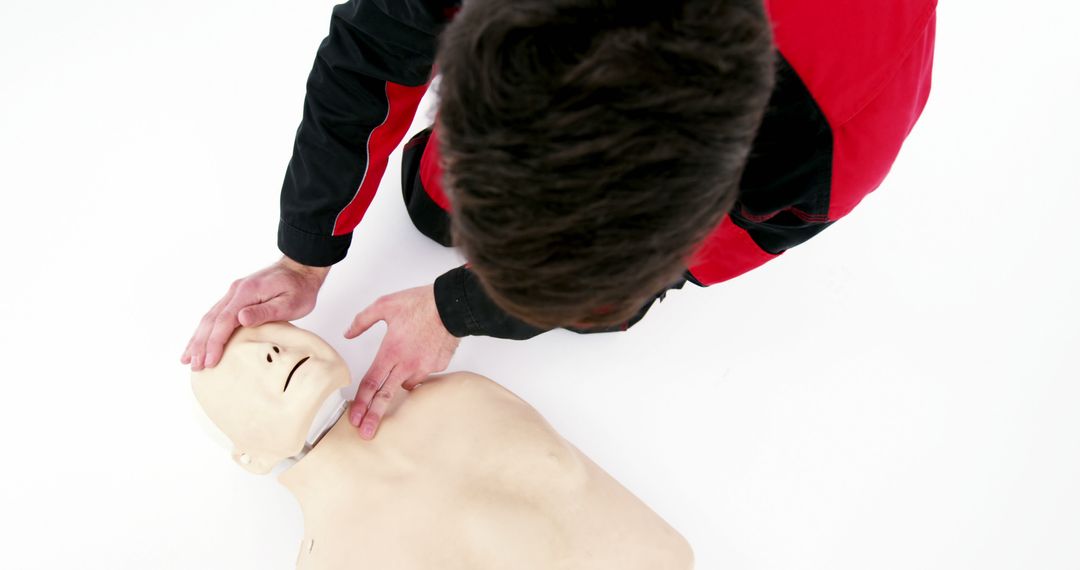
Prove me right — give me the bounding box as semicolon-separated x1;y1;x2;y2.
191;321;350;474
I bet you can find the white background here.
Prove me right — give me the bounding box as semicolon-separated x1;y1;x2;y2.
1;1;1077;568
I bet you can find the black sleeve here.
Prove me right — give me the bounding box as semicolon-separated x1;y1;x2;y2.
433;265;551;340
277;0;460;267
433;264;690;340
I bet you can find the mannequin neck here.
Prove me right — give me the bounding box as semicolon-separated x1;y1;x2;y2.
276;410;419;507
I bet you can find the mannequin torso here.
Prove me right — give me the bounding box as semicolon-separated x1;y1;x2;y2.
278;372;693;570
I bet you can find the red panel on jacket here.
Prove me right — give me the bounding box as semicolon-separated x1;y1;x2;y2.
688;0;937;285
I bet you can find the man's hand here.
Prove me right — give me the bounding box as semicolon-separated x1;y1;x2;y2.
181;255;330;371
344;284;460;440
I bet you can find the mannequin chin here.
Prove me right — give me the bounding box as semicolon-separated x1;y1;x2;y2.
191;322;694;569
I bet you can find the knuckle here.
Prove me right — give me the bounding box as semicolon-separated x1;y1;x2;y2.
359;378;382;392
207;327;232;344
213;311;235;325
234;280;257;297
376;389;394;401
210;321;237;337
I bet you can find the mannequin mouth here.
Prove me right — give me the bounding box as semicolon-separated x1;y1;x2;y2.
283;356;310;392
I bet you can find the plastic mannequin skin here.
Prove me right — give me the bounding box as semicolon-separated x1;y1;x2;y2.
192;322;693;569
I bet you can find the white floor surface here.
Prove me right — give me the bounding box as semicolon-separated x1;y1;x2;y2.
1;1;1077;568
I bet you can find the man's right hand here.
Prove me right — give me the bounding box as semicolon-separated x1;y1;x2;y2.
181;255;331;371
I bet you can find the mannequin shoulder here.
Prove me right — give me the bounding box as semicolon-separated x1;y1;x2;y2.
410;371;589;491
412;371;520;399
409;371;542;420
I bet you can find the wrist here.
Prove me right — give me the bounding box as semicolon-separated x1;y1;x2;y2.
279;255;331;282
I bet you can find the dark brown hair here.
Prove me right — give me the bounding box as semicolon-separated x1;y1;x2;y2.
435;0;775;329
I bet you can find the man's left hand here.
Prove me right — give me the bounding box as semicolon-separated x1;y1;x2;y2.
343;284;460;439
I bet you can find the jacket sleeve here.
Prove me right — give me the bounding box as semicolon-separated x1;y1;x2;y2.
433;263;690;340
277;0;458;267
434;264;551;340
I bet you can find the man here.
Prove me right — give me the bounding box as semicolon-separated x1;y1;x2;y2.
181;0;937;440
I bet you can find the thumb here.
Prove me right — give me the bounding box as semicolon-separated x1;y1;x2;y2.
344;303;384;339
238;297;289;327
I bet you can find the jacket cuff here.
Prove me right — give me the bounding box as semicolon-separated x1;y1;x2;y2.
277;218;352;267
433;265;550;340
433;265;475;337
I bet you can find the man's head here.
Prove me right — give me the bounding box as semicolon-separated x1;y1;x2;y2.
190;322;349;474
435;0;775;329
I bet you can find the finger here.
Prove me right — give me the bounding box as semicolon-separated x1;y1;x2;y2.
180;336;193;362
187;287;238;369
181;325;208;363
237;294;290;327
184;309;220;366
344;300;385;339
401;373;429;391
200;299;246;370
349;352;394;427
180;334;196;364
358;365;412;440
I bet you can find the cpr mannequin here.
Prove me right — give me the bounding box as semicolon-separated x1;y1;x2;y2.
191;321;693;569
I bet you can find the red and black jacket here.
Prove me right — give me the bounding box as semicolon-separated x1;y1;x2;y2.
277;0;937;340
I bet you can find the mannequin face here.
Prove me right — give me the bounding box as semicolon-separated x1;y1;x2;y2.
191;322;350;474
